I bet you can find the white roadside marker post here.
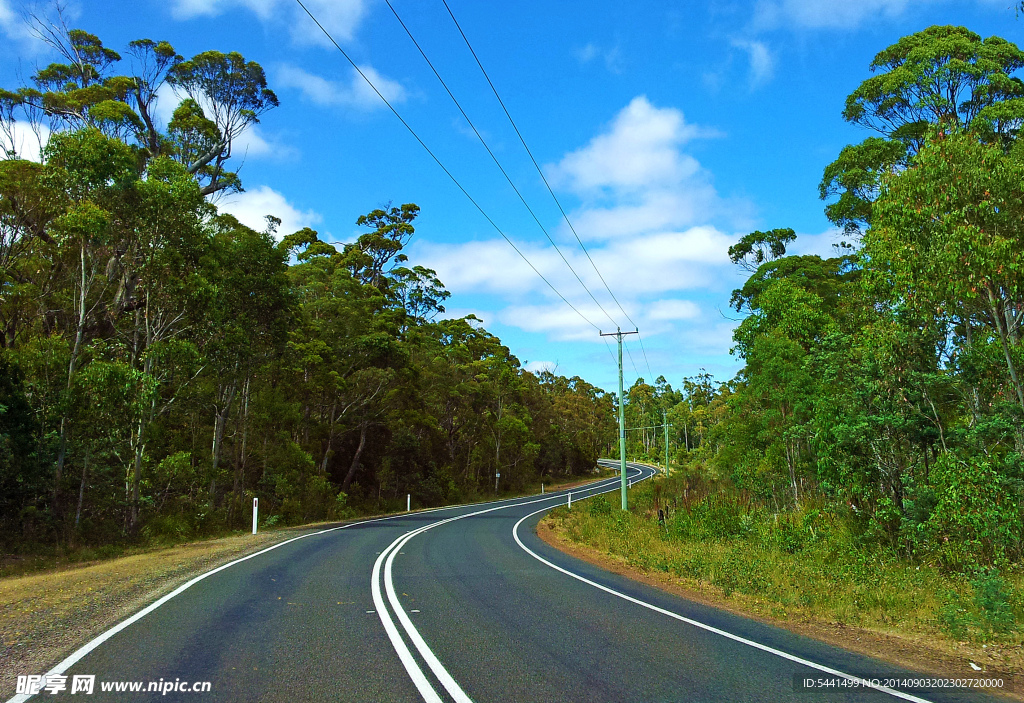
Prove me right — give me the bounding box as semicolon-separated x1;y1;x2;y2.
252;497;258;535
407;494;411;512
568;492;572;510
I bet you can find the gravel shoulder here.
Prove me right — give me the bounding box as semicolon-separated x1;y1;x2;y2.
0;527;308;694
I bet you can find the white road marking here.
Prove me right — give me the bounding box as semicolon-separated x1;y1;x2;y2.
3;478;619;703
511;485;936;703
373;468;647;703
372;537;446;703
384;527;474;703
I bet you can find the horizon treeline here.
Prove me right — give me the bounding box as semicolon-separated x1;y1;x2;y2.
619;26;1024;573
0;24;617;550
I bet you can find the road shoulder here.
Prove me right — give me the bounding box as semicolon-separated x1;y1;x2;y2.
536;516;1023;702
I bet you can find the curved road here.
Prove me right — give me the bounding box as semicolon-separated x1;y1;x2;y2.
7;462;1001;702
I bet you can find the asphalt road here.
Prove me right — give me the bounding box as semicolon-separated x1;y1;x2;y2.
6;462;1005;702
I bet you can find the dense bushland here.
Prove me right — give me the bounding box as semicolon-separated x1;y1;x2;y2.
553;473;1024;644
616;27;1024;588
0;26;616;557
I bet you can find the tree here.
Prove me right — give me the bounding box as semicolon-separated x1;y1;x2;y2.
821;26;1024;234
869;129;1024;415
167;51;278;196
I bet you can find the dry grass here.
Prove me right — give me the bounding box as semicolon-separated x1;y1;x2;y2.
0;528;302;693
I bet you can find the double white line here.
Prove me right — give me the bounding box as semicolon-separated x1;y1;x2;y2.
369;468;649;703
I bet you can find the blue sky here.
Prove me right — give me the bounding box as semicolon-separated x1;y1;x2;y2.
2;0;1021;394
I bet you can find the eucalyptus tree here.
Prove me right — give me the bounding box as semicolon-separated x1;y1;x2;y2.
821;26;1024;234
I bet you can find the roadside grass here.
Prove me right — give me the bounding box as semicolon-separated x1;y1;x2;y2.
548;472;1024;653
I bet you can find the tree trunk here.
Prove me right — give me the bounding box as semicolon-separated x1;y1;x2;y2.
54;242;91;523
786;441;799;509
986;284;1024;412
129;380;156;536
231;376;251;514
210;380;238;504
75;449;89;530
342;423;369;492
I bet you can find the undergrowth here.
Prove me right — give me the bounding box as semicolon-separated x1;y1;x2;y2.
550;470;1024;646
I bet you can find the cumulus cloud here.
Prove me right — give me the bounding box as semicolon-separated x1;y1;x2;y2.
276;64;405;111
411;95;753;367
219;185;322;238
548;96;730;240
169;0;366;45
553;96;708;193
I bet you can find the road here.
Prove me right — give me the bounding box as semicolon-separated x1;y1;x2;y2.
6;462;1003;702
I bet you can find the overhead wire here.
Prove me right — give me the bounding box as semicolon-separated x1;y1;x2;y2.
440;0;660;385
624;341;642;385
293;0;601;333
382;0;619;330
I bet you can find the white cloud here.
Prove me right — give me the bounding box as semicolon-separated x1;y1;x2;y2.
553;96;707;193
0;1;59;51
647;299;701;322
219;185;322;238
169;0;365;45
171;0;277;20
576;44;599;63
575;42;623;74
789;228;846;258
276;64;405;111
411;95;754;367
547;96;733;241
232;125;299;161
149;84;296;162
753;0;917;30
524;360;558;374
289;0;366;45
499;304;608;342
731;39;774;87
1;122;49;162
151;83;181;130
0;0;15;29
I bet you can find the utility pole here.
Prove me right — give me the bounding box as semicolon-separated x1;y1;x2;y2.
663;409;672;478
600;327;637;510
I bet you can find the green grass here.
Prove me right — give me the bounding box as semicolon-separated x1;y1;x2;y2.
550;473;1024;646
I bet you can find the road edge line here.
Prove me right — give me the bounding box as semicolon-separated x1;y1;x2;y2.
511;493;935;703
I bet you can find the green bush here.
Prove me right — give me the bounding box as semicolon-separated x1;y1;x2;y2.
928;454;1024;571
588;495;612;516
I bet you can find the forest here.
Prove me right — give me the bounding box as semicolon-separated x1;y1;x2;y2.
0;25;617;553
3;18;1023;592
621;25;1024;577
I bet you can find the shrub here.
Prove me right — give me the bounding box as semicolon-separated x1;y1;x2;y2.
928;454;1024;570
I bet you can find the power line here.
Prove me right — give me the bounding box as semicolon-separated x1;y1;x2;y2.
383;0;619;330
602;337;617;366
636;332;657;383
293;0;600;333
441;0;637;326
624;340;642;385
440;0;661;385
